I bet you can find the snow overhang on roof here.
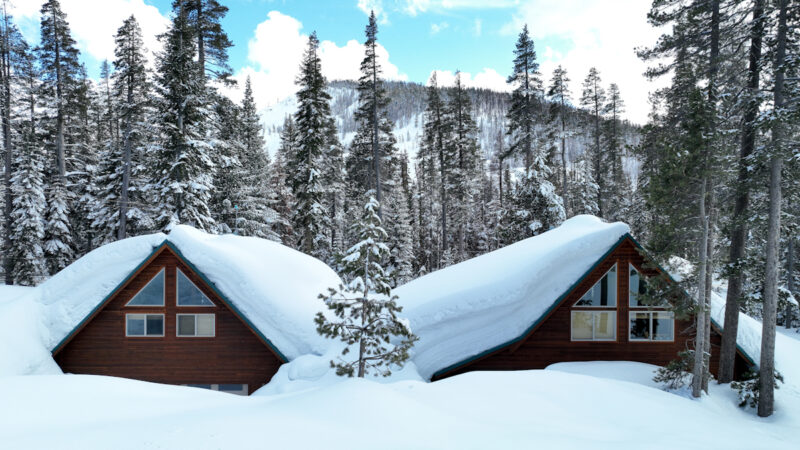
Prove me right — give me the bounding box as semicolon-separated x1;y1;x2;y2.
31;225;341;361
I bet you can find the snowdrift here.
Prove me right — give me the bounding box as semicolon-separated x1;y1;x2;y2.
395;215;630;379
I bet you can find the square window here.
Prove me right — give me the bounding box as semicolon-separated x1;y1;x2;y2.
652;312;674;341
178;315;196;336
629;312;651;340
127;314;145;336
196;315;215;337
126;314;163;337
571;311;594;340
146;315;164;336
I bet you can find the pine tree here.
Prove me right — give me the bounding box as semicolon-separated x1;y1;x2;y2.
152;0;215;231
185;0;233;83
272;116;297;245
580;67;606;217
291;32;336;258
315;193;417;377
547;65;571;211
505;24;542;171
347;11;397;219
602;82;630;221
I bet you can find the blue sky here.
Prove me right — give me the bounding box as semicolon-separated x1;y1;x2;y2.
10;1;666;122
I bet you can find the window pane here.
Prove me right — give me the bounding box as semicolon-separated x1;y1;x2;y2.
576;264;617;307
196;314;215;336
127;269;165;306
594;312;616;340
218;384;244;392
571;311;593;340
629;266;640;307
177;269;214;306
178;315;196;336
127;315;145;336
652;312;674;341
629;312;650;340
146;315;163;336
187;384;212;389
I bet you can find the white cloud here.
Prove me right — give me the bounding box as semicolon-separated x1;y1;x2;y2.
473;18;482;37
429;68;510;93
12;0;170;68
502;0;668;123
430;22;449;35
403;0;519;16
357;0;389;24
226;11;407;110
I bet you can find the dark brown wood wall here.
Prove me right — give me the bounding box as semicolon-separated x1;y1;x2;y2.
435;238;751;380
54;246;282;394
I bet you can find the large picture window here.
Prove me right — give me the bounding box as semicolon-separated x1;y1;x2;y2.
177;268;214;306
629;311;674;341
177;314;215;337
126;268;165;306
571;311;616;341
126;314;164;336
575;264;617;307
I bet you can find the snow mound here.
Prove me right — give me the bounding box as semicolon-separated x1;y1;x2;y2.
395;215;630;379
0;285;35;303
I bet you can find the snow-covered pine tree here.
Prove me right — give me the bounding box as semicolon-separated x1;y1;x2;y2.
9;38;47;285
152;0;215;231
547;65;571;211
272;116;297;246
579;67;606;218
185;0;233;84
291;31;335;259
568;155;599;216
385;153;415;286
505;24;542;172
315;193;417;377
236;76;279;240
346;11;398;220
90;15;153;243
445;71;481;262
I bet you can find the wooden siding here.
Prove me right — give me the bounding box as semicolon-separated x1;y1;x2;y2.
54;246;282;394
434;238;751;381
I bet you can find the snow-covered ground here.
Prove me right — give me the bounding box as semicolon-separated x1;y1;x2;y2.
1;358;798;449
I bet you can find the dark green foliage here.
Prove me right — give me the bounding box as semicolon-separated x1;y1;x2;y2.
731;369;784;408
653;350;693;390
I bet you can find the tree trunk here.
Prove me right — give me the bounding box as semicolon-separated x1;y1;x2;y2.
692;176;709;398
560;99;567;213
759;0;787;418
787;236;795;329
53;7;65;179
702;180;716;392
720;0;764;382
1;5;12;284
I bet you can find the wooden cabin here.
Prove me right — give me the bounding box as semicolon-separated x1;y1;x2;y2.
45;226;341;395
396;216;755;382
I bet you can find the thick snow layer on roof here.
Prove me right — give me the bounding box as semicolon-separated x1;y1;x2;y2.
24;225;340;360
0;285;34;303
166;225;341;358
395;215;630;380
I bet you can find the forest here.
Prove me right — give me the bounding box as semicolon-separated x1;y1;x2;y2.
0;0;798;417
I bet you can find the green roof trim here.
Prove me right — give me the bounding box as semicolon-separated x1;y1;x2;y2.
431;233;630;380
52;241;168;354
432;232;757;380
52;239;289;363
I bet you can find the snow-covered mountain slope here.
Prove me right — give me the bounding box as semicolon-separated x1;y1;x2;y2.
260;80;642;180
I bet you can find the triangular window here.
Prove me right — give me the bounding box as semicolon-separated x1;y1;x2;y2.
574;264;617;307
629;264;648;307
177;268;214;306
126;268;165;306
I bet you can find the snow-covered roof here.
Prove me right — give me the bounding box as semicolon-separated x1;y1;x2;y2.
395;215;631;380
28;225;341;360
0;285;35;303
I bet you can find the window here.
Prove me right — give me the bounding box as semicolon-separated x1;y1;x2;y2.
575;264;617;307
177;314;215;337
126;314;164;336
629;311;674;341
571;311;616;341
126;268;165;306
185;384;248;396
177;268;214;306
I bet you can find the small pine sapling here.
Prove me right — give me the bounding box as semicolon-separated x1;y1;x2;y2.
731;370;784;409
653;350;693;390
315;193;418;377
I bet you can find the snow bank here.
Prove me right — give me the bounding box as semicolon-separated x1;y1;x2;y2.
0;297;61;376
166;226;341;358
0;285;34;303
395;215;630;379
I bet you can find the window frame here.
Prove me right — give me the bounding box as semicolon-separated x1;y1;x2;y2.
176;313;216;337
184;384;248;396
125;268;166;307
573;263;618;308
125;313;165;337
570;310;617;342
176;267;215;307
628;311;675;343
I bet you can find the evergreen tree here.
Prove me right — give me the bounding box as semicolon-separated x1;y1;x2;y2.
547;65;571;210
602;82;630;221
185;0;233;83
272;116;297;245
580;67;606;217
292;32;336;258
315;193;417;377
505;24;542;171
152;0;215;231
